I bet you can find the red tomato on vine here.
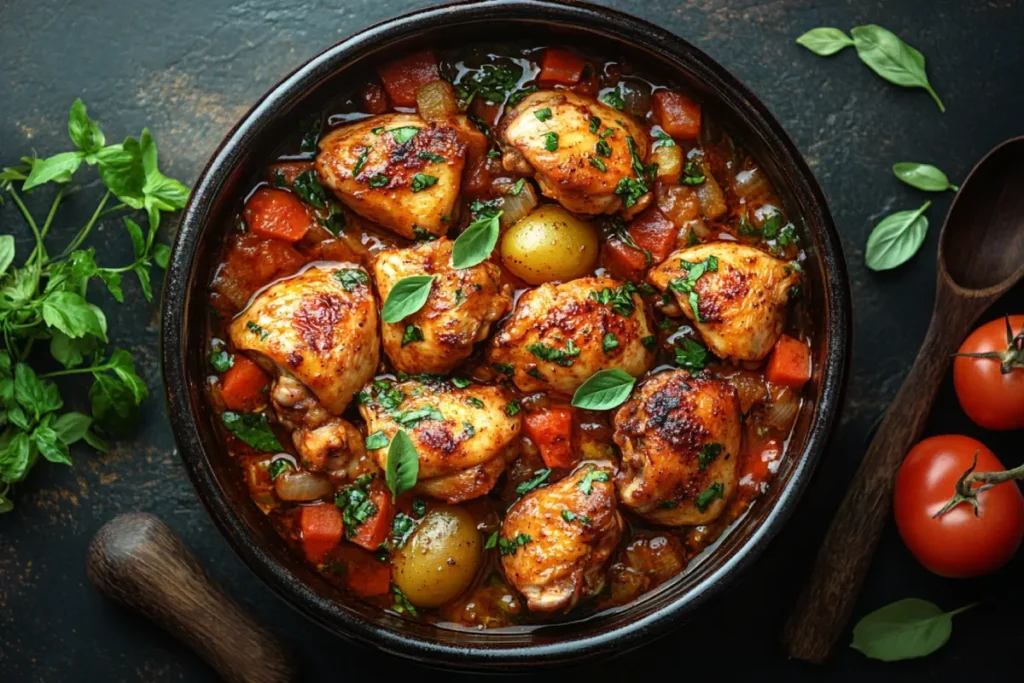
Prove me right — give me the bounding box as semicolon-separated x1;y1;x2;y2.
953;315;1024;430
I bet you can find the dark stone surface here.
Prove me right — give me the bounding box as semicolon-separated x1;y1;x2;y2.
1;0;1022;680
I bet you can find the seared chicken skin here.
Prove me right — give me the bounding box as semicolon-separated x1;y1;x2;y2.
487;277;655;395
647;242;799;362
373;238;512;375
316;113;468;239
358;378;521;502
292;418;365;472
228;264;380;417
501;463;623;612
614;370;741;525
499;90;651;215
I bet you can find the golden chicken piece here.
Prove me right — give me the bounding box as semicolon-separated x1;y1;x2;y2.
499;90;651;215
292;418;364;472
228;264;380;417
500;463;623;612
316;113;468;239
357;377;521;501
647;242;799;362
487;277;656;395
373;238;512;375
614;370;741;525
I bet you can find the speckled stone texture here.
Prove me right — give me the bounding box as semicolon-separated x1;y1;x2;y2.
1;0;1022;680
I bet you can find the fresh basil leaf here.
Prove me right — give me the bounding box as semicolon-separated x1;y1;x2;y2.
96;139;146;207
83;429;110;453
385;429;419;500
576;467;611;496
42;291;108;341
865;201;931;271
0;235;15;278
108;349;148;405
68;98;105;154
221;411;283;451
153;243;171;269
123;217;146;259
675;338;708;371
49;331;99;369
851;599;974;662
851;25;945;112
892;162;958;192
52;412;92;446
795;27;854;56
144;173;190;211
365;430;390;450
0;431;34;483
33;426;71;465
515;468;551;496
334;268;369;291
410;173;438;193
451;212;502;269
292;170;328;208
23;151;84;190
382;275;435;323
14;363;63;418
534;107;552;122
88;373;141;437
571;369;636;410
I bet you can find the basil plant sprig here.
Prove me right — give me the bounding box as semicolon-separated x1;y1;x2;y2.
0;99;190;513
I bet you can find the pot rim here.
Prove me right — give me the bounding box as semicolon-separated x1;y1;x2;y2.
161;0;851;669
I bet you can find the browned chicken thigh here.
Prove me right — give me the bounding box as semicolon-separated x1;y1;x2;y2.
500;463;623;612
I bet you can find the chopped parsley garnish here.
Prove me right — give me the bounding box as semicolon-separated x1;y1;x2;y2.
359;379;406;411
515;469;551;496
271;169;287;187
387;126;420;145
457;61;524;104
534;107;552;122
590;281;641;316
761;212;782;239
352;146;370;176
492;362;514;377
470;197;502;220
485;530;499;549
589;116;601;134
401;325;423;347
467;114;490;135
454;288;466;306
777;222;799;247
410;173;438;193
417;151;445;163
657;317;677;332
658;500;680;509
508;178;526;195
462;422;476;438
595;136;613;158
246;321;268;340
668;256;719;323
451;377;472;389
317;204;346;235
641;335;657;351
209;342;234;373
291;170;328;208
577;468;611;495
543;132;559;152
526;367;543;379
614;176;648;209
412;225;437;241
507;85;538;106
368;174;390;189
334;268;369;291
487;147;501;159
561;510;593;525
498;533;532;556
601;87;625;110
365;431;390;450
335;475;378;537
681;160;706;185
602;332;619;354
527;340;580;366
412;498;427;517
737;215;759;236
695;482;725;512
675;338;708;371
698;443;723;472
653;130;675;148
390;512;417;548
268;459;293;480
589;157;607;172
392;406;443;428
466;397;485;409
392;586;417;616
504;400;521;417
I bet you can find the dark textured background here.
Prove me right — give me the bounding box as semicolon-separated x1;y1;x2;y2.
2;0;1023;680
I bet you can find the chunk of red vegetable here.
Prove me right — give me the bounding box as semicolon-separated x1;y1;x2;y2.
628;206;680;265
377;50;441;107
523;407;577;469
765;335;811;389
538;48;587;85
349;479;395;551
243;187;313;243
219;355;270;411
300;503;344;564
652;90;702;140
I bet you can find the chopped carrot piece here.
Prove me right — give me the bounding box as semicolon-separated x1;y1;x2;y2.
243;187;313;243
219;355;271;411
210;232;306;316
628;206;680;264
524;407;577;469
349;479;395;551
652;90;702;140
330;546;392;597
300;503;344;564
765;335;812;389
377;50;440;107
362;82;390;114
539;48;587;85
602;238;649;282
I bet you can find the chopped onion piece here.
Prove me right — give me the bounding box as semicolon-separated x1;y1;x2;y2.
696;169;728;220
651;145;682;184
765;385;799;432
274;470;333;501
416;80;458;122
492;178;539;229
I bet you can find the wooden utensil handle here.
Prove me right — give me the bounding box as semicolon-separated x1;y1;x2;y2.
87;513;299;683
782;298;970;662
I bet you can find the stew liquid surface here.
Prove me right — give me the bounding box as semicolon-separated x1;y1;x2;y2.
204;44;812;630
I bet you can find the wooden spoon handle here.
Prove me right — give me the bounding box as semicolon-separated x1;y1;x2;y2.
782;293;974;662
87;513;299;683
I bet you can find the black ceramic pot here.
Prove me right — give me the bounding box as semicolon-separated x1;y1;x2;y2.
162;0;851;670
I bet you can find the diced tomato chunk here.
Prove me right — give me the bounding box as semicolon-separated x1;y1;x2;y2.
300;503;344;564
328;546;392;597
628;206;680;264
602;238;649;282
219;355;270;411
243;187;313;243
539;48;587;85
210;233;306;316
740;432;782;492
524;407;577;469
652;90;702;140
362;82;390;114
349;479;396;551
377;50;440;107
765;335;812;389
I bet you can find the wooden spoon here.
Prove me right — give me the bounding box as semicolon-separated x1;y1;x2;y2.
783;137;1024;663
87;513;300;683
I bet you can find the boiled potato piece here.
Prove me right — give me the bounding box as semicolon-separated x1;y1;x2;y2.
500;204;598;284
391;505;482;607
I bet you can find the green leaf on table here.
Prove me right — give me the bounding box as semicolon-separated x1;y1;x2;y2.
96;139;146;208
851;598;974;661
108;349;148;404
381;275;435;323
52;412;92;446
451;212;502;269
23;151;84;190
123;217;146;259
140;129;190;230
0;235;15;277
13;363;63;419
851;25;945;112
892;162;958;192
221;411;283;452
33;425;71;465
89;352;147;438
49;331;99;369
0;431;35;483
571;369;636;410
865;201;931;271
385;429;419;500
796;27;854;56
68;98;105;156
41;290;108;341
153;243;171;269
